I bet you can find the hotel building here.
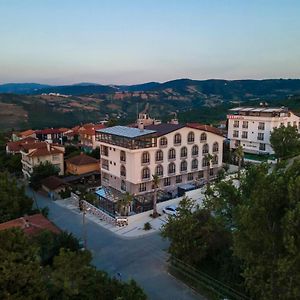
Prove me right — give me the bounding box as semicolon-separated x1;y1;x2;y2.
96;122;224;212
227;106;300;154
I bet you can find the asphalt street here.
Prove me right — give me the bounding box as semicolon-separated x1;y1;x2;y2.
26;188;204;300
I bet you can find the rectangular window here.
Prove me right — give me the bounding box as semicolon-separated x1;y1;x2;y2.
259;143;266;151
139;183;147;192
258;122;265;130
164;178;171;186
233;130;239;138
288;122;291;126
241;131;248;139
187;173;193;181
257;132;264;141
209;168;214;176
242;121;248;129
176;175;182;183
233;120;239;128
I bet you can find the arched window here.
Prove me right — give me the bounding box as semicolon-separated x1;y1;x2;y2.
202;143;209;154
180;160;187;172
168;148;176;160
212;155;218;165
120;165;126;177
192;145;199;156
142;167;150;179
120;150;126;162
200;132;207;142
202;157;209;167
156;150;163;162
141;151;150;164
187;131;195;143
213;142;219;153
191;159;198;170
160;137;168;147
155;165;163;176
121;180;126;191
168;162;176;174
174;133;182;145
180;146;187;158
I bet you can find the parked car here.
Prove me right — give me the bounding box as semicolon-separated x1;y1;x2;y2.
162;205;179;216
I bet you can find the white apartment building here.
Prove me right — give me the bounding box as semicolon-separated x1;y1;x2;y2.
96;123;224;213
227;107;300;154
20;142;65;178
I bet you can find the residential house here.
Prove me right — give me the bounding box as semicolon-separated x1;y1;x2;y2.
12;129;36;141
20;142;65;178
35;128;64;144
41;176;69;200
6;137;38;154
78;123;105;150
66;153;100;175
0;214;60;236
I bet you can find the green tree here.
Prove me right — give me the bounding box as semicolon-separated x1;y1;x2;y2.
117;192;133;216
205;153;213;189
270;125;300;160
161;197;230;267
0;172;33;222
0;228;48;299
152;174;160;217
230;162;300;299
30;161;59;190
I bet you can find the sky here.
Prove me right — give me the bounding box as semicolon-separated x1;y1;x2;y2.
0;0;300;85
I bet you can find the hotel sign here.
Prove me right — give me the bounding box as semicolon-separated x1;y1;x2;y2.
227;115;244;120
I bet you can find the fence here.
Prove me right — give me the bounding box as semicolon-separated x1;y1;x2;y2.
75;197;128;227
169;257;250;300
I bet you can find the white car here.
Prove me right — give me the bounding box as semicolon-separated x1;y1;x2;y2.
162;205;179;216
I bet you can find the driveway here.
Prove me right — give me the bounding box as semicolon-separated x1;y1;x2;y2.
26;188;204;300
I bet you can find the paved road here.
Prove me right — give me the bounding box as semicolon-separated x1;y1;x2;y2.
27;188;203;300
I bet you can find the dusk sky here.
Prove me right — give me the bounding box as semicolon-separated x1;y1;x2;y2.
1;0;300;85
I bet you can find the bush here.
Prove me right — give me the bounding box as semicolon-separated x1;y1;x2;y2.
143;222;152;231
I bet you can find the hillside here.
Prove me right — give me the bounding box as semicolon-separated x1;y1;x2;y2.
0;79;300;130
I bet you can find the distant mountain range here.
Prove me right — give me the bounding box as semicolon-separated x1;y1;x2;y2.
1;78;300;130
1;79;300;100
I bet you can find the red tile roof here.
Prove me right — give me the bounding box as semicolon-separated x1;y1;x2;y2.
35;128;63;135
186;123;223;137
18;129;36;137
66;153;99;166
6;137;38;152
0;214;60;236
28;147;64;157
41;176;68;190
79;124;105;136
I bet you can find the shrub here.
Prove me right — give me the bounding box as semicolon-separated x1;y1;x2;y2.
143;222;152;231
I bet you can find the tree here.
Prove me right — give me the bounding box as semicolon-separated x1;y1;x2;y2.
0;172;33;222
152;174;160;217
117;192;133;216
270;125;300;160
0;228;48;299
231;161;300;299
161;197;231;267
205;153;213;189
88;147;100;159
234;145;244;181
30;161;59;190
107;118;117;127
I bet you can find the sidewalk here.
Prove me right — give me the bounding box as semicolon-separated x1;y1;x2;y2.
55;186;207;238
